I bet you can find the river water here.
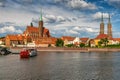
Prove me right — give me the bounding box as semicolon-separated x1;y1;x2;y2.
0;51;120;80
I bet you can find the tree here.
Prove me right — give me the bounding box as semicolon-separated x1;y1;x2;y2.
66;44;74;47
98;40;103;47
55;39;64;47
48;44;51;47
79;43;85;48
98;38;109;47
104;38;109;46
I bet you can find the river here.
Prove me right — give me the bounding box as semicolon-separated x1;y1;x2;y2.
0;51;120;80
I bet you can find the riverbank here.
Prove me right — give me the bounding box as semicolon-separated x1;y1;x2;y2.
10;47;120;53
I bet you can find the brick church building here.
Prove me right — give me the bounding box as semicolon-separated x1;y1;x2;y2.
5;11;57;47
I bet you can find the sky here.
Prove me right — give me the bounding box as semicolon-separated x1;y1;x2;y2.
0;0;120;38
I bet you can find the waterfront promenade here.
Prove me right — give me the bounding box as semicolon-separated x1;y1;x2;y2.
10;47;120;53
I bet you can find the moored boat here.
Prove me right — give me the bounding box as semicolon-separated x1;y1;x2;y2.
29;49;37;57
20;48;37;58
0;47;11;55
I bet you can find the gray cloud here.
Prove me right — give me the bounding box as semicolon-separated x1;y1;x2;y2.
50;25;99;38
0;0;6;7
67;0;97;10
0;22;25;35
32;14;72;24
108;0;120;8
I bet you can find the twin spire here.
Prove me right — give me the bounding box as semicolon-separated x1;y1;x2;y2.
101;13;111;23
100;13;112;38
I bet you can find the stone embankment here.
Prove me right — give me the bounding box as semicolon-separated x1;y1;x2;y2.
10;47;120;54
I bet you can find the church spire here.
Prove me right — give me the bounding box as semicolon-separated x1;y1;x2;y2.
40;8;43;21
101;13;104;23
107;13;112;38
38;7;44;37
100;13;104;34
108;13;111;23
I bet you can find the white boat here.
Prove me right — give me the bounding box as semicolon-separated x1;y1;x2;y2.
28;49;37;57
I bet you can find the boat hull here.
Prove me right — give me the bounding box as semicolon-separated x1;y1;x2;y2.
20;50;29;58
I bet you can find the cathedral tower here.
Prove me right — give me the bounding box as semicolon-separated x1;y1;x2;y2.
100;13;104;34
38;9;43;37
107;14;112;38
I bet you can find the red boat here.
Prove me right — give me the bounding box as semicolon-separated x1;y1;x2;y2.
20;48;29;58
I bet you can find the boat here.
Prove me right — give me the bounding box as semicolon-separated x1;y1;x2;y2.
20;48;37;58
0;47;11;55
29;49;37;57
20;48;29;58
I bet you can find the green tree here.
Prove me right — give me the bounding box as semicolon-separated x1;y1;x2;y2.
98;40;103;47
101;38;109;46
98;38;109;47
66;44;74;47
79;43;85;48
55;39;64;47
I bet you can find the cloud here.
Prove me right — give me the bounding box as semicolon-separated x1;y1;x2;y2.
32;14;69;24
67;0;97;10
44;15;57;23
50;25;99;38
44;15;68;23
69;30;79;34
0;26;22;34
108;0;120;8
0;0;5;7
92;12;109;19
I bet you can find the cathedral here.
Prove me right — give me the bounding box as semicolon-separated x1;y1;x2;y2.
92;13;113;46
97;13;113;39
5;10;57;47
23;11;50;42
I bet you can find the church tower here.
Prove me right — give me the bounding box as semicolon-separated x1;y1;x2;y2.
100;13;104;34
38;9;43;37
107;14;112;38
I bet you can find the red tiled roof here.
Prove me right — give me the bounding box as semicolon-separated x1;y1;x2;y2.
95;34;109;39
26;26;50;35
27;26;39;33
80;38;89;43
6;35;18;40
61;36;75;41
17;35;24;40
43;28;49;34
113;38;120;41
6;34;25;41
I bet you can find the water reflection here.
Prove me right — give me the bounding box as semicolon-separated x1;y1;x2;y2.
0;52;120;80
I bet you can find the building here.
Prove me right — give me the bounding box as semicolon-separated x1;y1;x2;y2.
5;34;25;47
94;13;113;46
61;36;75;46
107;14;112;38
100;13;104;34
23;11;50;42
0;37;5;47
5;10;56;47
80;38;90;46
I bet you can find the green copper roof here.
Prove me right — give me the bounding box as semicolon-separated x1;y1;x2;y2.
40;8;43;21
